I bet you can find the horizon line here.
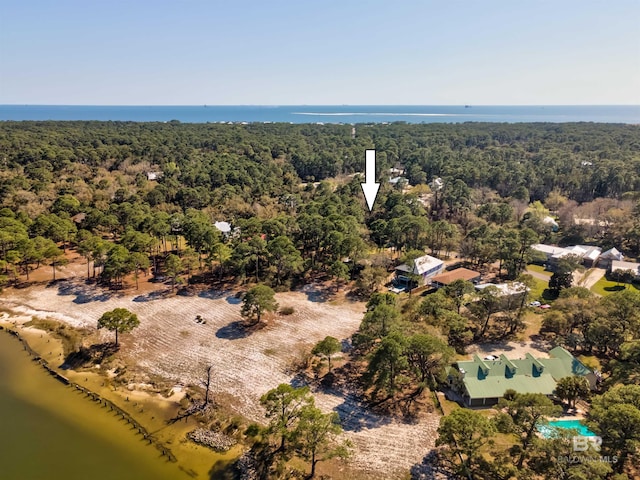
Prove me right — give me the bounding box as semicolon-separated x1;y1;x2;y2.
1;103;639;108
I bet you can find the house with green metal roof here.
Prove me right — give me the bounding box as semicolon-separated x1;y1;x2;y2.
449;347;596;407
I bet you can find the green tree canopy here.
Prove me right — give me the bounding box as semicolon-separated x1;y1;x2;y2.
555;376;590;409
241;284;278;325
260;383;313;453
293;406;351;478
312;336;342;374
97;307;140;347
436;408;496;478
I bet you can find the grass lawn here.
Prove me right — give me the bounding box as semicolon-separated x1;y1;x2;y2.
591;277;640;296
528;276;549;301
527;264;552;277
439;396;460;416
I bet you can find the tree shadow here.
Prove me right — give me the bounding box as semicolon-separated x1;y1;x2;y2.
340;338;353;353
289;372;311;388
332;392;392;432
300;284;332;303
177;286;198;296
56;280;117;304
528;334;552;352
410;450;451;480
225;295;242;305
473;341;516;354
133;290;170;302
61;342;118;369
208;459;238;480
198;289;227;300
604;285;626;292
215;321;252;340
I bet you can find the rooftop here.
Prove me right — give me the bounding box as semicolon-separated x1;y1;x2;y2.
214;221;232;233
533;244;601;261
431;267;481;285
475;282;528;296
456;347;593;401
396;254;444;276
611;259;640;275
601;247;623;261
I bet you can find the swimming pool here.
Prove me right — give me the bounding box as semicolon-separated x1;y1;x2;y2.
538;419;597;438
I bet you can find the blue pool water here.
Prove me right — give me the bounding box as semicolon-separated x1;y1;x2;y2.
538;419;596;438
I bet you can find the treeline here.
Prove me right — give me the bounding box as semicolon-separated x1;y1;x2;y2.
1;121;639;203
0;121;639;290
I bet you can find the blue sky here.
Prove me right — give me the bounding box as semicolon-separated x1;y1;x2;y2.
0;0;638;105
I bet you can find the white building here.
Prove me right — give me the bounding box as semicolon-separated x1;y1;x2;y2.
395;254;444;286
611;260;640;279
532;244;601;268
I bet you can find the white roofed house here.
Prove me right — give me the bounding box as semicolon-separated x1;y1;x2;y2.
214;221;233;238
475;281;529;310
599;247;624;268
610;260;640;279
578;246;601;268
531;244;601;269
394;254;444;289
214;221;231;233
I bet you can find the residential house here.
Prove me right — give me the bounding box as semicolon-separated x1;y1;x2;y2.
395;254;444;288
450;347;596;407
475;282;528;303
599;248;624;269
531;244;601;269
542;216;559;232
610;260;640;279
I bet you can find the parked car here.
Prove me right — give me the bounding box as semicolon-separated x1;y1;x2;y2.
529;301;541;307
484;355;498;361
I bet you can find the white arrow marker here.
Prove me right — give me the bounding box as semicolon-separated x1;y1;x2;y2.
361;149;380;211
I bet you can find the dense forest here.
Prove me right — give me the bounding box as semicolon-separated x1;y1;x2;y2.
1;121;639;289
1;121;639;479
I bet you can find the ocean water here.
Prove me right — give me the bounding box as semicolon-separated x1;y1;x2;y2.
0;104;638;124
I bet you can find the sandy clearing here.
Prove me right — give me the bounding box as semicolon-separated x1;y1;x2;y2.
467;338;551;359
1;279;441;478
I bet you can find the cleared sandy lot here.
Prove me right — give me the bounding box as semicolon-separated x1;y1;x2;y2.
2;278;440;478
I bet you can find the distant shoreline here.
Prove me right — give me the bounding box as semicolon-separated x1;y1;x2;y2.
1;105;638;124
